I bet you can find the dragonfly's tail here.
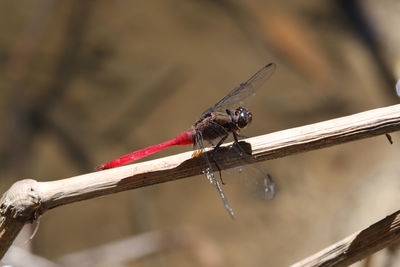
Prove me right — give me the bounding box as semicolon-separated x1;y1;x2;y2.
96;131;194;170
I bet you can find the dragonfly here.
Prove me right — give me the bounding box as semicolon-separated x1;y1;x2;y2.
97;63;277;218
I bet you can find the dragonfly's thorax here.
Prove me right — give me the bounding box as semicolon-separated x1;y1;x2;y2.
193;106;252;141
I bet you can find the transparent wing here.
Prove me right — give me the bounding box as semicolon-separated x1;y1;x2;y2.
194;133;235;218
214;141;276;200
201;63;276;117
234;163;276;200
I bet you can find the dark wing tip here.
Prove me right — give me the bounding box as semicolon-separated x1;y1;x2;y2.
265;62;276;71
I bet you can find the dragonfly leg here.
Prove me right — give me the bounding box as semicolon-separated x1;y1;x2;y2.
232;132;245;154
211;151;225;185
214;134;229;149
232;131;255;158
232;131;240;143
212;134;229;185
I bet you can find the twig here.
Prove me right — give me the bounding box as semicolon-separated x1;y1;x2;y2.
2;104;400;258
3;246;60;267
291;209;400;267
56;227;224;266
56;231;167;266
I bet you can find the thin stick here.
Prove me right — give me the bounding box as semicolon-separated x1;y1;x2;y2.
291;210;400;267
2;104;400;258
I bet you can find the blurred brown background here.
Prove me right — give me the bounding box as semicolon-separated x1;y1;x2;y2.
1;0;400;266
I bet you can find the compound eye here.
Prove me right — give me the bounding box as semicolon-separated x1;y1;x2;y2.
237;109;252;128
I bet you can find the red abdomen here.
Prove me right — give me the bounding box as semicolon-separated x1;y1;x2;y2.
97;131;194;170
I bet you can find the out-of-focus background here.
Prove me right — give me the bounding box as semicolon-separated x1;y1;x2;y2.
1;1;400;266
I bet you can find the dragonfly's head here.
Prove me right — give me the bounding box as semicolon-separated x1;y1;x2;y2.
235;107;252;128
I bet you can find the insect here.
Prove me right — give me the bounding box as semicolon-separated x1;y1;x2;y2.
97;63;277;217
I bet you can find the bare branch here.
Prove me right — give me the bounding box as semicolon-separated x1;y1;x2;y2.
291;210;400;267
3;246;60;267
57;231;167;266
57;227;225;266
2;104;400;258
